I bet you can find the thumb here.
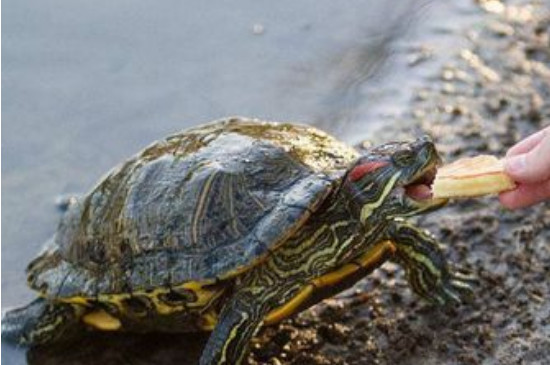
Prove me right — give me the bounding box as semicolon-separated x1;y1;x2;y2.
505;129;550;184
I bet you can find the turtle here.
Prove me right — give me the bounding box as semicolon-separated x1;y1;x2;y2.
2;117;473;364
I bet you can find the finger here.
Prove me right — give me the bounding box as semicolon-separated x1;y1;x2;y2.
505;131;550;183
499;180;550;209
506;127;548;157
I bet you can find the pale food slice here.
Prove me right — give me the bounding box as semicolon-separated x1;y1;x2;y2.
432;155;516;198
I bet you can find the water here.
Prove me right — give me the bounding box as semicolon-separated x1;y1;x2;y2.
2;0;483;363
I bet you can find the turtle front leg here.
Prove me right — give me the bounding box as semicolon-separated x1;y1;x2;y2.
386;218;475;305
200;290;268;365
2;298;84;346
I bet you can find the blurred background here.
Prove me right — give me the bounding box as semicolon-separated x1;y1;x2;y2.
3;0;485;363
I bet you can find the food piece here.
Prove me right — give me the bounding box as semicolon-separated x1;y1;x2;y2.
432;155;516;198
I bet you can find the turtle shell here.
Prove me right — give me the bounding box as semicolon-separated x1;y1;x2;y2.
27;117;359;299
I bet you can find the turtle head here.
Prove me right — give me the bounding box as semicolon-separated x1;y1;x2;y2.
346;136;447;222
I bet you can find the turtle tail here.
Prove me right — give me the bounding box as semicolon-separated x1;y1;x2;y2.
2;298;83;346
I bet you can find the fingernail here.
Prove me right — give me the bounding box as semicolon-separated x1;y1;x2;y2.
506;154;526;175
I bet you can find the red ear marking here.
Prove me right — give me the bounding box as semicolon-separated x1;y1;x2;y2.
349;161;389;182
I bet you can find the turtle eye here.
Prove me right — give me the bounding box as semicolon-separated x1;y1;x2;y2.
349;161;389;182
392;150;416;167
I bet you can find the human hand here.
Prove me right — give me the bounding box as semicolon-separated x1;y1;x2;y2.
499;126;550;209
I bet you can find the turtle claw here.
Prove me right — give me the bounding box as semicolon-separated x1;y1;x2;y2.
451;270;478;285
433;270;477;306
407;266;477;306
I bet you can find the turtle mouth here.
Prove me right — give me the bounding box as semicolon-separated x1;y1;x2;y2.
403;163;439;202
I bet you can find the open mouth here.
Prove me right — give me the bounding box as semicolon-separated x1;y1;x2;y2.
403;164;438;202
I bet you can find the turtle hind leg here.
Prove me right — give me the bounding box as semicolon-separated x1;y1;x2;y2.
2;298;84;346
387;219;477;305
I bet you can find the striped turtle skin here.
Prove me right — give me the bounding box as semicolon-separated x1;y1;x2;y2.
2;117;474;365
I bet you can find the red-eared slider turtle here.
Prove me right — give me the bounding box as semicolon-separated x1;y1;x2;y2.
2;117;473;364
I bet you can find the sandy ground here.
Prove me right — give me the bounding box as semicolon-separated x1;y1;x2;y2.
5;1;549;364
